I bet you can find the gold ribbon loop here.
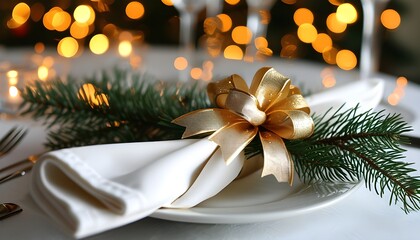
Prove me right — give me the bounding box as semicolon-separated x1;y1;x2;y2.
225;89;266;126
208;74;250;108
249;67;291;111
173;67;314;184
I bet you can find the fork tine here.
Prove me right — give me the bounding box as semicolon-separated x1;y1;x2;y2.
0;127;27;158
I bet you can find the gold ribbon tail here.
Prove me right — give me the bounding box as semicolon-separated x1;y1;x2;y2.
259;131;294;184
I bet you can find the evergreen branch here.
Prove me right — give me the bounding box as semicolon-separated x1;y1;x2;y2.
290;106;420;213
19;69;420;212
20;68;211;149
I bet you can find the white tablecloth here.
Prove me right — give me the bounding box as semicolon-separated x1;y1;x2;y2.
0;47;419;239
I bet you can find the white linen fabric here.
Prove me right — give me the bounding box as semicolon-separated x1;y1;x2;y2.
30;78;384;239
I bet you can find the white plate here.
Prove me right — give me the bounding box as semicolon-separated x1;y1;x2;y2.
151;170;361;223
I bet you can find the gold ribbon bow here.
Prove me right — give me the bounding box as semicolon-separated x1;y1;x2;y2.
173;67;314;184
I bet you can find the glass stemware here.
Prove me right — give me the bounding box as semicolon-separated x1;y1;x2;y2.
245;0;276;59
172;0;207;56
206;0;224;17
359;0;390;80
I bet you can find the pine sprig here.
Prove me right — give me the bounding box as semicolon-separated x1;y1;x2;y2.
20;69;211;149
289;106;420;213
19;70;420;212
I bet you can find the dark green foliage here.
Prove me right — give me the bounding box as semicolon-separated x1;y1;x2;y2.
19;69;211;149
19;70;420;213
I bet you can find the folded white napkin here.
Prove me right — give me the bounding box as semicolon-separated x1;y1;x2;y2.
30;78;384;238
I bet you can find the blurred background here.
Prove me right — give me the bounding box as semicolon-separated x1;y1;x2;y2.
0;0;419;84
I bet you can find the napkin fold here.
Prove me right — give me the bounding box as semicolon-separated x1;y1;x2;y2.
30;78;384;238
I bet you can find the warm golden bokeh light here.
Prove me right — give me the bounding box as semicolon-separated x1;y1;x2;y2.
7;70;18;79
336;49;357;70
38;65;49;81
224;45;243;60
293;8;314;26
225;0;240;5
174;56;188;70
52;11;71;32
78;83;109;107
126;1;145;20
34;42;45;53
190;67;202;80
118;40;133;57
387;93;400;106
397;76;408;87
70;22;89;39
282;0;297;4
90;34;109;55
328;0;344;6
336;3;358;24
232;26;252;45
74;5;95;24
9;86;19;98
161;0;173;6
217;14;233;32
12;3;31;25
297;23;318;43
381;9;401;30
326;13;347;33
57;37;79;58
119;31;134;41
321;68;336;88
42;56;54;67
322;47;338;64
255;37;268;49
312;33;333;53
43;7;62;31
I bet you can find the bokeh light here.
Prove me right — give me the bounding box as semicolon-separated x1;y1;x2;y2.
126;1;145;20
293;8;314;26
70;22;89;39
225;0;240;5
336;3;358;24
190;67;202;80
381;9;401;30
326;13;347;33
217;14;232;32
255;37;268;49
322;47;338;64
174;56;188;70
297;23;318;43
9;86;19;98
232;26;252;45
74;5;95;24
312;33;333;53
12;2;31;25
57;37;79;58
282;0;297;4
224;45;243;60
161;0;173;6
89;34;109;54
52;10;71;32
336;49;357;70
38;65;49;81
34;42;45;53
118;40;133;57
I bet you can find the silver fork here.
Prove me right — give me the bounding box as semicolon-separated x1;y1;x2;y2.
0;127;27;159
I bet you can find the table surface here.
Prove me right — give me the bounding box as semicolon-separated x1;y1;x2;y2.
0;47;419;240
